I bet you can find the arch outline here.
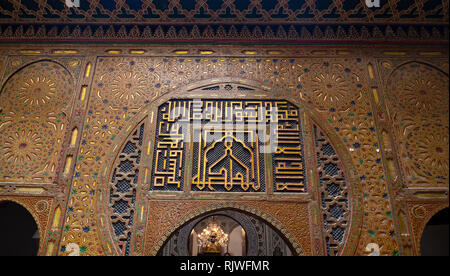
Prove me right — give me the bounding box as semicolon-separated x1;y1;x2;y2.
96;77;363;256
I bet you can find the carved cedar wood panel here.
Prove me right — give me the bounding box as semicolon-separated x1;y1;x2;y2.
0;45;447;256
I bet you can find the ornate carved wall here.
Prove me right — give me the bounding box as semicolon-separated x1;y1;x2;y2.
0;60;74;183
0;43;448;256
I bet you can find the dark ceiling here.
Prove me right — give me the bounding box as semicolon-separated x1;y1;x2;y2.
1;0;448;24
0;0;448;43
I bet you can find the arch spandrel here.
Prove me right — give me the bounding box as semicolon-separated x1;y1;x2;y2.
97;79;362;256
407;202;449;256
144;201;308;256
157;206;298;256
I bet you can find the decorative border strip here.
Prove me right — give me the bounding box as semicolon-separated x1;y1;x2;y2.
0;23;448;43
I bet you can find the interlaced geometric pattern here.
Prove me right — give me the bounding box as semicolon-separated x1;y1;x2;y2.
314;125;349;256
0;0;445;24
150;99;306;193
250;217;293;256
109;123;144;256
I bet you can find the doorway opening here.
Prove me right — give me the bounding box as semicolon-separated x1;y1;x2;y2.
189;214;246;256
158;209;294;256
420;207;449;256
0;201;40;256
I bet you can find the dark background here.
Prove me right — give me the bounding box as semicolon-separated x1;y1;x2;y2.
0;201;39;256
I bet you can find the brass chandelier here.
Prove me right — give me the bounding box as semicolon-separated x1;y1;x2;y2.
197;222;229;253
